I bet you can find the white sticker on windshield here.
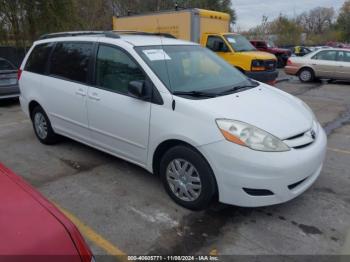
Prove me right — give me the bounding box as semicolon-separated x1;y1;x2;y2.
227;38;236;44
143;49;171;61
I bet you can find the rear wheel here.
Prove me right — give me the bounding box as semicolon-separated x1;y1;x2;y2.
159;145;217;210
31;106;59;145
298;68;314;82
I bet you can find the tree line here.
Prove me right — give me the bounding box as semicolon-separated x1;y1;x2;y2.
246;1;350;46
0;0;236;48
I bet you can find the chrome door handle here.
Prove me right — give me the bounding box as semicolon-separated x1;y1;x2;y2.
75;89;86;97
89;92;101;101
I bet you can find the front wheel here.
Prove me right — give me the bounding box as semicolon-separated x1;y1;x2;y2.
159;145;217;210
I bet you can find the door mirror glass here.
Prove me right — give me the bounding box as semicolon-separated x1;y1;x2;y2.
128;80;150;100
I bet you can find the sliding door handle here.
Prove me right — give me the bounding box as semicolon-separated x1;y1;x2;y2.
88;92;101;101
75;88;86;97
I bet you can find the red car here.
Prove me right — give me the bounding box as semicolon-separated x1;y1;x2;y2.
250;40;292;68
0;163;93;262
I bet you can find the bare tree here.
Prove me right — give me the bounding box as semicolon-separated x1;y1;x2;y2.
297;7;335;34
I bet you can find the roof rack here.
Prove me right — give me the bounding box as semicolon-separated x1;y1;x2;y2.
39;31;120;40
112;30;176;38
39;30;175;40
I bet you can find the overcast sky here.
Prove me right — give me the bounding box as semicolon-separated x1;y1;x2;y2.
232;0;345;30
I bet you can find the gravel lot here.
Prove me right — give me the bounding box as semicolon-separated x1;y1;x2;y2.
0;70;349;259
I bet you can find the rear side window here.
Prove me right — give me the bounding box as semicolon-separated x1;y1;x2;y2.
25;43;54;74
337;51;350;62
49;42;93;84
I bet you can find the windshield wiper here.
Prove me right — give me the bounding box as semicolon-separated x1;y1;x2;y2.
172;90;217;98
219;82;259;95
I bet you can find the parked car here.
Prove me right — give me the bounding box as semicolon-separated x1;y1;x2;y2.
285;48;350;82
292;46;312;57
0;163;93;261
19;31;327;210
0;57;20;99
250;40;291;67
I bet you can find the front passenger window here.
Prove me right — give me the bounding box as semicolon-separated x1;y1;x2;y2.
206;36;229;52
96;45;145;94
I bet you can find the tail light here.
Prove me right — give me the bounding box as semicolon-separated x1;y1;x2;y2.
287;59;292;66
17;68;22;80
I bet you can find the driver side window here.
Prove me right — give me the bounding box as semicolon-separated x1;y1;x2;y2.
96;45;146;94
206;36;229;52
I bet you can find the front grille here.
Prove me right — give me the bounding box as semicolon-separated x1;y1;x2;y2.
283;129;316;149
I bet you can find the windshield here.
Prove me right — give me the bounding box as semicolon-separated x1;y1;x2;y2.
224;34;256;52
0;60;15;70
135;45;252;94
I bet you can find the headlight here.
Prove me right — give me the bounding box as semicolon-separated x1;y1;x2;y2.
251;60;265;71
216;119;290;152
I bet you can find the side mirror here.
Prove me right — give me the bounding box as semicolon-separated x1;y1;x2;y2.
128;80;151;100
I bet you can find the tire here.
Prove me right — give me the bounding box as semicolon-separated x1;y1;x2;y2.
31;106;59;145
298;68;314;82
159;145;217;210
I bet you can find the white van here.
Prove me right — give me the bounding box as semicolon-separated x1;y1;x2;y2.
19;31;327;210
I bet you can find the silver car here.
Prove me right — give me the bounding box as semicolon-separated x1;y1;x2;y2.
0;58;19;99
285;48;350;82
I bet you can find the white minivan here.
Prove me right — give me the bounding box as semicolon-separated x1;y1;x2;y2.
19;31;327;210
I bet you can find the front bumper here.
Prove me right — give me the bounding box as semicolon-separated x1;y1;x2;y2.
199;124;327;207
245;70;279;83
0;84;20;99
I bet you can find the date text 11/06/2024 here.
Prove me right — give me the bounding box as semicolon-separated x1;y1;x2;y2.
127;255;219;261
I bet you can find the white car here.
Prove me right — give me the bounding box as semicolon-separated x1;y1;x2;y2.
18;31;327;210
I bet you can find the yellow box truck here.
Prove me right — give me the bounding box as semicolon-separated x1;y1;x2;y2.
113;9;278;84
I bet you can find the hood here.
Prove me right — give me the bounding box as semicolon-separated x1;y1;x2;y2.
196;84;313;140
237;51;276;60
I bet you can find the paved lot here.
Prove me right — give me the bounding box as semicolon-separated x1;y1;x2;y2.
1;71;350;259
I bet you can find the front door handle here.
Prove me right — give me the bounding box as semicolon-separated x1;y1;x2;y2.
75;88;86;97
89;92;101;101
